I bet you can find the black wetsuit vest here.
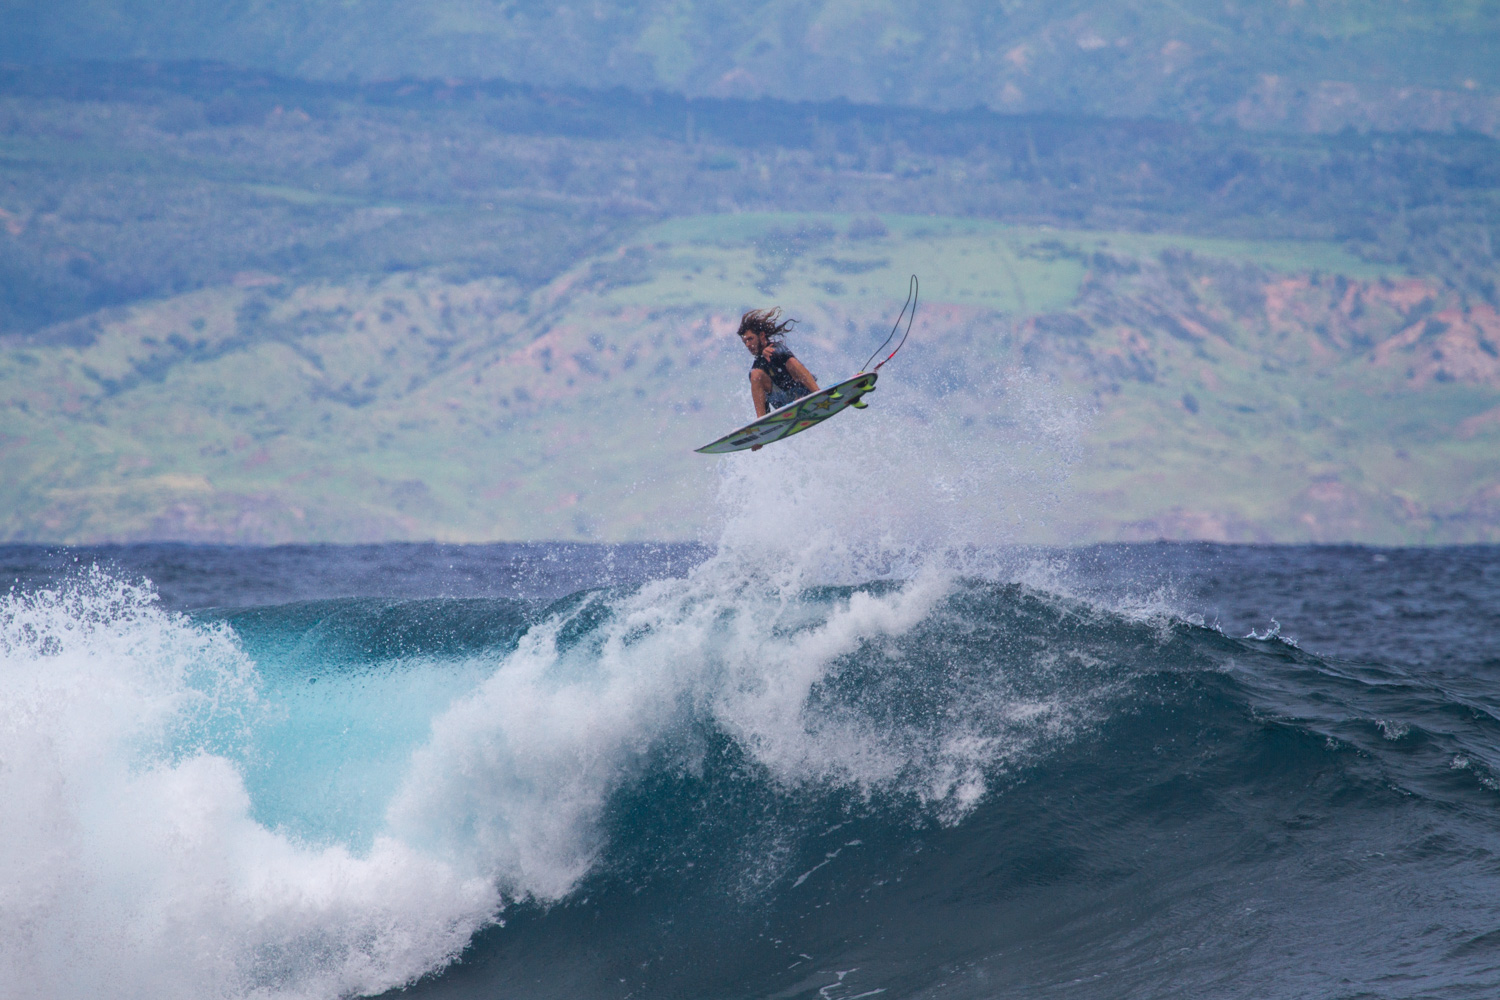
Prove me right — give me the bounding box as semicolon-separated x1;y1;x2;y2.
752;347;810;408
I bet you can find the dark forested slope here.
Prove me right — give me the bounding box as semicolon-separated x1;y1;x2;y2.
3;61;1497;337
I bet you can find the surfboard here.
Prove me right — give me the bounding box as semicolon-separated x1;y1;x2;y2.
695;372;878;454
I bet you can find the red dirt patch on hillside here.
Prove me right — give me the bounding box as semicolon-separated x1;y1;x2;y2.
1372;304;1500;387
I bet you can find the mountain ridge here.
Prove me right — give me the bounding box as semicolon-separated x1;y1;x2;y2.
5;0;1499;136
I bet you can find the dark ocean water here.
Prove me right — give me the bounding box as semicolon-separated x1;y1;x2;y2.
2;541;1498;1000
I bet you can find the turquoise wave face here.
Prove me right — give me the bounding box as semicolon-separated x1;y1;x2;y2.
202;598;539;847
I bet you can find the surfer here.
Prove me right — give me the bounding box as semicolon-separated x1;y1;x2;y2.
739;307;820;418
695;278;913;455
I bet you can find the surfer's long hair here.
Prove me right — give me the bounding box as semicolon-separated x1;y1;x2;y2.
737;307;796;346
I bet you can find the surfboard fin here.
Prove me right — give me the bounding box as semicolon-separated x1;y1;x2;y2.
851;399;868;409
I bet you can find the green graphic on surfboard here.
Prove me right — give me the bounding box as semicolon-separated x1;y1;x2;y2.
695;372;879;454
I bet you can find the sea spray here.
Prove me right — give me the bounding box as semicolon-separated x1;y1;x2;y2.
383;565;1038;894
708;364;1090;582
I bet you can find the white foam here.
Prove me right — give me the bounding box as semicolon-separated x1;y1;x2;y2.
0;571;498;1000
384;570;956;899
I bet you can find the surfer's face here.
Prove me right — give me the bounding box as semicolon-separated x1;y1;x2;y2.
740;330;765;355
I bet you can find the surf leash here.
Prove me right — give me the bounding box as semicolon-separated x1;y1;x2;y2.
860;274;918;373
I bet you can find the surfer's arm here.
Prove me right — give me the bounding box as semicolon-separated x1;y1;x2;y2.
784;356;819;394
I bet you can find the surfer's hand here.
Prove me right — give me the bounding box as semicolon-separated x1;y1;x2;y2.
751;444;762;451
761;344;777;361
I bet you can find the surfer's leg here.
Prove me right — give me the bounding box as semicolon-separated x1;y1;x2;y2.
749;369;772;417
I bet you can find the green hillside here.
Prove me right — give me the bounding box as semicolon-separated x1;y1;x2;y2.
5;0;1499;134
4;213;1497;545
